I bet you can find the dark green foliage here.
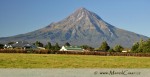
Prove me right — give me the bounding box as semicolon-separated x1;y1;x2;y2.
44;42;61;50
45;42;61;51
45;42;52;50
131;39;150;53
80;45;94;51
137;39;144;52
142;39;150;52
0;43;4;49
99;41;110;51
34;41;44;47
131;42;139;52
8;42;15;45
54;43;60;50
114;45;124;52
65;42;71;46
108;48;115;52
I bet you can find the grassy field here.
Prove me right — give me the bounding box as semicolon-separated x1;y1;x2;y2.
0;53;150;68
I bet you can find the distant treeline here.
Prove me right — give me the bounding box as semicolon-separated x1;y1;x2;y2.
1;39;150;53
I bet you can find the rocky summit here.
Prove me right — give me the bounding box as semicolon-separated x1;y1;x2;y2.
0;7;149;48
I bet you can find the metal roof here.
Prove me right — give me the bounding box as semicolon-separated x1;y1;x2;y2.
64;46;83;50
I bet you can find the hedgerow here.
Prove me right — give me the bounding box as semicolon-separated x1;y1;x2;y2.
0;49;149;57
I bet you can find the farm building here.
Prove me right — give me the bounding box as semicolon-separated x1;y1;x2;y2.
4;41;36;49
60;46;84;51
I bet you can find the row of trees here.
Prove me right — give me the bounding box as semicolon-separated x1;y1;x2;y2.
62;41;124;52
0;41;127;52
1;39;150;53
99;39;150;53
33;41;60;50
131;39;150;53
33;41;95;51
98;41;124;52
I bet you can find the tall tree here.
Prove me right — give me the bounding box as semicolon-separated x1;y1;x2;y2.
0;43;4;49
131;39;150;53
131;42;139;52
141;39;150;53
65;42;71;46
34;41;44;47
81;45;94;51
99;41;110;51
45;42;52;50
54;43;60;50
114;45;124;52
137;39;144;52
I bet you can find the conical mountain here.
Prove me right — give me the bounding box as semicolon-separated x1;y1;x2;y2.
0;7;148;48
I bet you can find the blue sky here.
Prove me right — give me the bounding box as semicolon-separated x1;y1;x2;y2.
0;0;150;37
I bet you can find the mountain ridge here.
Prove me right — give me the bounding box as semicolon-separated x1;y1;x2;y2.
0;7;149;48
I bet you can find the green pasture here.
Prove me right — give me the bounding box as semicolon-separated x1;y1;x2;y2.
0;53;149;68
